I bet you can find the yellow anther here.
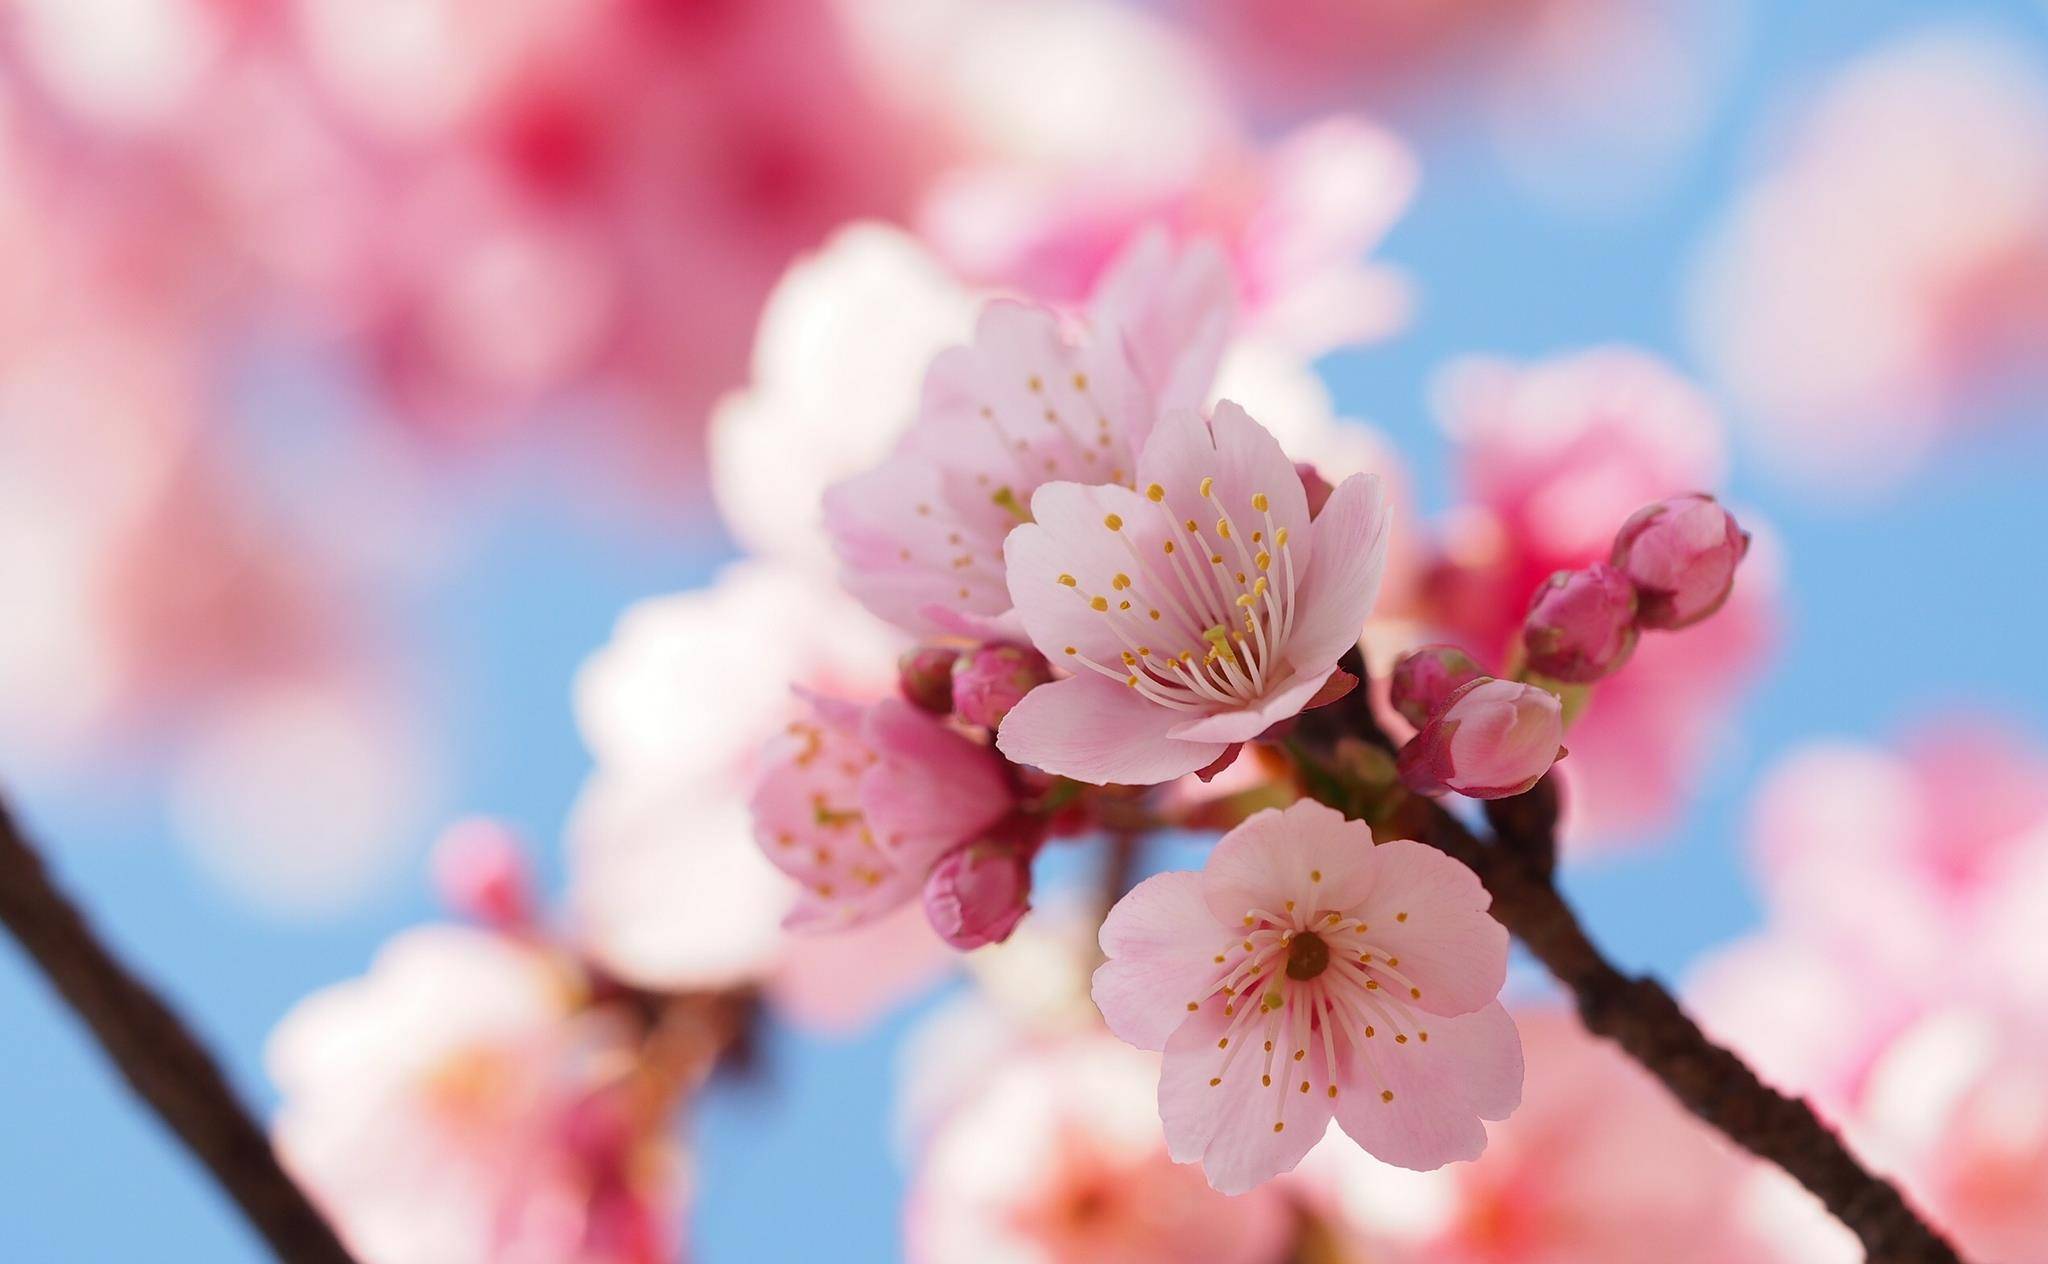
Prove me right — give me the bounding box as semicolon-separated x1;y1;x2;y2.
1275;527;1290;546
1256;551;1271;570
1382;1091;1395;1104
1200;476;1215;497
1103;513;1123;531
1063;646;1077;656
1145;483;1165;502
1310;869;1323;882
1112;573;1131;589
1217;517;1232;539
1090;596;1109;611
1058;573;1077;587
1252;492;1269;512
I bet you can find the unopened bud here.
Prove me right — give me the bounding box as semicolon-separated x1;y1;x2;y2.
951;643;1051;729
1609;494;1750;630
898;646;961;714
1389;644;1485;729
1397;678;1567;800
1522;564;1639;683
922;840;1033;950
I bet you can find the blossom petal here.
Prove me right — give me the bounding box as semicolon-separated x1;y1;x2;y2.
1093;871;1229;1051
822;455;1012;638
997;673;1225;786
858;699;1011;870
1164;665;1336;744
1159;1003;1333;1194
1006;481;1179;668
1284;473;1389;671
1355;840;1508;1017
1136;402;1312;574
1333;1001;1523;1171
1201;800;1379;927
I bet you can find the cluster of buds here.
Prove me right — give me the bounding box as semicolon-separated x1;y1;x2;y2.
897;643;1055;731
1396;495;1750;801
1520;493;1750;684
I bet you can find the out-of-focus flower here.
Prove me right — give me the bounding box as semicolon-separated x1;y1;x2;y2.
898;645;964;716
823;237;1231;639
999;403;1389;786
268;927;677;1264
566;562;955;1026
922;838;1036;951
432;819;537;933
1305;1008;1773;1264
1609;495;1749;630
1417;348;1774;844
950;643;1052;731
1521;564;1639;683
1689;34;2048;493
1093;799;1520;1192
1389;645;1487;729
905;1034;1295;1264
1398;679;1566;800
751;692;1015;932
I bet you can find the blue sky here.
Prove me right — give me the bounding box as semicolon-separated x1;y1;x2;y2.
4;2;2046;1260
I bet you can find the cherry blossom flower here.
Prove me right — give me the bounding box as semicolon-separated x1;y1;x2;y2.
906;1035;1295;1264
268;927;677;1264
1093;799;1520;1193
1689;34;2048;493
1398;678;1567;801
751;691;1016;932
998;402;1389;785
823;237;1232;639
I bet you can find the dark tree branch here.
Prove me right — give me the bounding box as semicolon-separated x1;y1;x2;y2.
1306;647;1964;1264
0;794;358;1264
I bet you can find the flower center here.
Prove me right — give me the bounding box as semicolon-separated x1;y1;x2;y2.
1055;481;1300;712
1284;930;1330;980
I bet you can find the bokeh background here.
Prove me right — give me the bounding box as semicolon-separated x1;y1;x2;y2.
2;0;2045;1259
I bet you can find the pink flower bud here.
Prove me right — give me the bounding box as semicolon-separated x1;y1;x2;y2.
1398;678;1567;800
1389;643;1485;729
1609;494;1751;630
898;646;962;714
922;840;1033;950
1521;564;1640;683
950;643;1051;729
430;818;534;930
1295;461;1335;518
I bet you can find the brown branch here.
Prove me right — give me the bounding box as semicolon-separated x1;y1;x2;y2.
0;794;358;1264
1297;648;1964;1264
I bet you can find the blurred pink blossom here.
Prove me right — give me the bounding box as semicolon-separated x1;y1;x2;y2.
999;403;1388;786
268;926;677;1264
906;1034;1295;1264
1094;800;1520;1192
1689;33;2048;493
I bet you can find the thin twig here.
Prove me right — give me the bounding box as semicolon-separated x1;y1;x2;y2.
0;794;358;1264
1300;648;1964;1264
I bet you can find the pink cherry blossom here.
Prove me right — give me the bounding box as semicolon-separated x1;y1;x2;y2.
823;236;1231;639
267;926;677;1264
1689;34;2048;493
1093;799;1520;1193
1418;348;1775;844
752;691;1016;932
906;1034;1294;1264
1399;679;1566;800
998;402;1389;785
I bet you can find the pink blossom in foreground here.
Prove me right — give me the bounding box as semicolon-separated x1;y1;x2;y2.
823;237;1232;639
268;927;675;1264
906;1035;1294;1264
751;692;1015;932
1419;348;1775;844
1305;1008;1770;1264
1520;564;1638;683
1689;34;2048;492
1093;800;1520;1192
999;402;1389;785
1399;679;1566;801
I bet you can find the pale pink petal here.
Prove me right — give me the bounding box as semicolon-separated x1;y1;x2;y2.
1201;800;1379;927
1284;473;1390;670
1159;1004;1334;1194
1136;403;1313;567
858;699;1011;868
1089;227;1237;422
1006;480;1172;668
1093;871;1232;1051
1333;1000;1523;1171
822;454;1012;638
997;673;1225;785
1354;840;1510;1017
